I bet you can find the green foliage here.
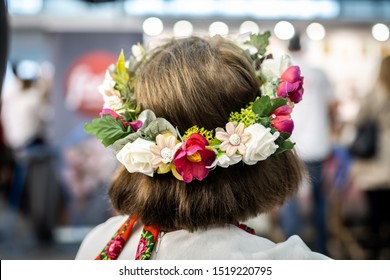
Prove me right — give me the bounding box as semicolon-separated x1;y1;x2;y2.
229;107;258;127
114;50;129;84
244;31;271;57
183;125;214;141
275;139;295;155
252;96;287;116
84;115;132;147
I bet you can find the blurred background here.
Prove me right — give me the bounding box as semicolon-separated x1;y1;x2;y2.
0;0;389;260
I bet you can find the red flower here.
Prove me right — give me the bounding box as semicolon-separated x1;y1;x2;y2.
100;108;142;131
270;105;294;135
277;66;304;104
135;238;148;260
173;134;216;183
106;235;125;259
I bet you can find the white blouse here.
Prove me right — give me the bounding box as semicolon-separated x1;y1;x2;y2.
75;215;330;260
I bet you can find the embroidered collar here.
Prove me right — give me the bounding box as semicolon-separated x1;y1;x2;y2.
96;215;255;260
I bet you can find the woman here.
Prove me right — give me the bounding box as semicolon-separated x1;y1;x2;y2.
76;35;329;260
350;56;390;259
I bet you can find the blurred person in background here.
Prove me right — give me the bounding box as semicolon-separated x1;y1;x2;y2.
350;55;390;259
1;61;49;153
278;33;338;255
0;0;7;92
1;60;55;242
0;0;11;199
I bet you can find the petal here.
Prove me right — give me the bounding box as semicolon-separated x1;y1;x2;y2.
272;105;292;116
190;162;209;181
173;155;187;173
181;169;194;183
240;133;251;144
216;131;229;142
289;86;304;104
219;141;230;151
200;149;217;166
281;66;301;82
150;145;161;156
155;135;165;149
151;157;162;167
129;120;142;132
174;149;187;161
235;122;245;135
166;135;177;149
186;144;203;155
277;82;288;97
226;122;235;135
157;163;171;174
188;133;209;146
171;165;183;181
238;144;247;155
226;145;238;157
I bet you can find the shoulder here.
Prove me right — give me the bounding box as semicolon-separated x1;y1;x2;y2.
154;226;330;260
264;235;331;260
75;215;128;260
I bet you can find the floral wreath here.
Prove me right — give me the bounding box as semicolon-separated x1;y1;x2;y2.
85;32;304;183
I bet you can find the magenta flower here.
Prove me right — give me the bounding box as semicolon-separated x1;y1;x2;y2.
135;238;148;260
173;134;216;183
106;235;125;259
270;105;294;135
100;108;142;131
277;66;304;104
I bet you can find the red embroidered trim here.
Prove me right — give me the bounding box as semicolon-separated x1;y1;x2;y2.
96;216;255;260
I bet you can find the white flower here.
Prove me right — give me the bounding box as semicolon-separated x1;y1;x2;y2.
260;82;277;98
208;153;242;169
116;138;155;177
98;70;123;111
132;44;144;62
261;55;292;81
242;123;280;165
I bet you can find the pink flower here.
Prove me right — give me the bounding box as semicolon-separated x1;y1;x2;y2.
173;134;216;183
106;235;125;259
277;66;304;104
100;108;142;131
270;105;294;135
128;120;142;132
215;122;250;156
135;238;148;260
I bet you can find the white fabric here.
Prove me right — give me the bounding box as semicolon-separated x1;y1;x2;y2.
75;215;330;260
1;80;47;149
290;56;335;161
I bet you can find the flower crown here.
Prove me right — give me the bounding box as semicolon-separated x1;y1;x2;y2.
85;32;304;183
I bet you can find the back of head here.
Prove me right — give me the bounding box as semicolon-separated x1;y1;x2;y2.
135;36;260;130
109;36;304;231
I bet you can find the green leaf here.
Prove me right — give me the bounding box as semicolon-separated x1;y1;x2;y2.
252;96;271;116
245;31;271;56
116;50;129;83
84;115;130;147
280;132;292;140
269;98;288;113
275;140;295;155
252;96;289;118
257;116;271;127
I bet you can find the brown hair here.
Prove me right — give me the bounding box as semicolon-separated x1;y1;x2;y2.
109;36;305;231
